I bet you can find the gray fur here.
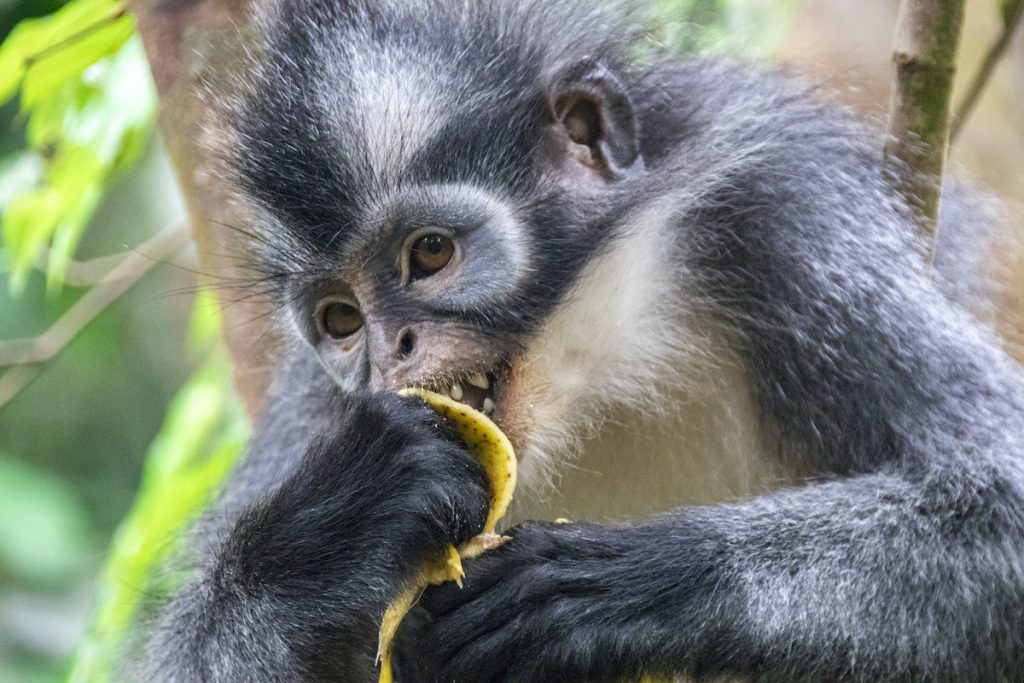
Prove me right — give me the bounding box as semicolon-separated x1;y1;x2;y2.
138;1;1024;681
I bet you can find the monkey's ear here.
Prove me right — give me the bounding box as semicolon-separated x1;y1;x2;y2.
548;59;643;179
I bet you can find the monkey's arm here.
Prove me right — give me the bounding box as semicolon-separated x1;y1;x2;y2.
419;461;1024;681
415;87;1024;679
140;354;489;681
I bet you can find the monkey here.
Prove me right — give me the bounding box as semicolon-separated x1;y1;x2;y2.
139;0;1024;681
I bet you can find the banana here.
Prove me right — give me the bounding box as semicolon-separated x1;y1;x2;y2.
376;389;517;683
376;390;671;683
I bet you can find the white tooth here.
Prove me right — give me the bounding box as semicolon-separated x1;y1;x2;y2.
450;383;464;401
468;372;489;390
482;397;495;415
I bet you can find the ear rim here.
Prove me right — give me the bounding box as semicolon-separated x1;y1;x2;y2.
548;58;644;180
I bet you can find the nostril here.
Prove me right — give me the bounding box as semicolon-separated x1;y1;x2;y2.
397;329;416;359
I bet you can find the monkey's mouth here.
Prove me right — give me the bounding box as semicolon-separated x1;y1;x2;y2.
418;364;525;454
435;370;501;417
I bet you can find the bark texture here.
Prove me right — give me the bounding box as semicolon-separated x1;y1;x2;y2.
884;0;967;261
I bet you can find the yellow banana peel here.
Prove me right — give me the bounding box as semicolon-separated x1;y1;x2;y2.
375;389;671;683
376;389;517;683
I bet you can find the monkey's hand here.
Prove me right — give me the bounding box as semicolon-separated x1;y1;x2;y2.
147;392;490;681
414;519;716;683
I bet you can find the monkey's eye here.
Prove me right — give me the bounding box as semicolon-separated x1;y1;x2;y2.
409;233;455;280
320;302;364;340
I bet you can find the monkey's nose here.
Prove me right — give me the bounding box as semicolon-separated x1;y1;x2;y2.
369;325;422;389
396;327;416;360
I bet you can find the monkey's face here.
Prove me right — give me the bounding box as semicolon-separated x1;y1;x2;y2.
243;176;642;484
284;182;531;423
223;3;675;491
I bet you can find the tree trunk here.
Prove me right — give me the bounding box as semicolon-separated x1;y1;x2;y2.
884;0;967;262
131;0;273;417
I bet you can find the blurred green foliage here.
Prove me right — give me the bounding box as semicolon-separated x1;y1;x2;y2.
67;293;249;683
0;1;796;680
0;141;195;682
0;455;92;590
0;0;153;293
648;0;796;56
0;1;213;681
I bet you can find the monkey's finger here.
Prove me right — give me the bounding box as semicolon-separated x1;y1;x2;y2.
425;608;527;682
438;627;520;683
418;529;549;616
419;555;517;617
430;597;603;683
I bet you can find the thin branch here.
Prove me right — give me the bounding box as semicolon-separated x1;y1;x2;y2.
34;237;198;287
0;365;44;414
2;249;129;287
0;226;191;409
950;0;1024;141
883;0;967;263
31;249;129;287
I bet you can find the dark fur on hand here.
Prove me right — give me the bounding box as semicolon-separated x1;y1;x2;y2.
144;391;488;681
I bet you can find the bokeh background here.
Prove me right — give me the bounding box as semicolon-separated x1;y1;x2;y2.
0;0;1021;680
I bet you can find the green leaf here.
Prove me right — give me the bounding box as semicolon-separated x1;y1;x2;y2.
2;33;157;294
1;144;107;292
0;32;29;105
45;182;104;291
25;0;125;45
0;0;127;107
40;145;105;290
0;0;155;294
3;185;68;293
20;16;134;111
0;454;93;589
65;349;250;683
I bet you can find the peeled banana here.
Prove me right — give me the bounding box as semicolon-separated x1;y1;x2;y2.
376;389;517;683
375;389;671;683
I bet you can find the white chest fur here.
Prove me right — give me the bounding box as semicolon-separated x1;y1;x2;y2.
509;355;798;525
503;193;802;524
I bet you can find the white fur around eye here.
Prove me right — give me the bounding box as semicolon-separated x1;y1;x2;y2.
404;184;532;310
